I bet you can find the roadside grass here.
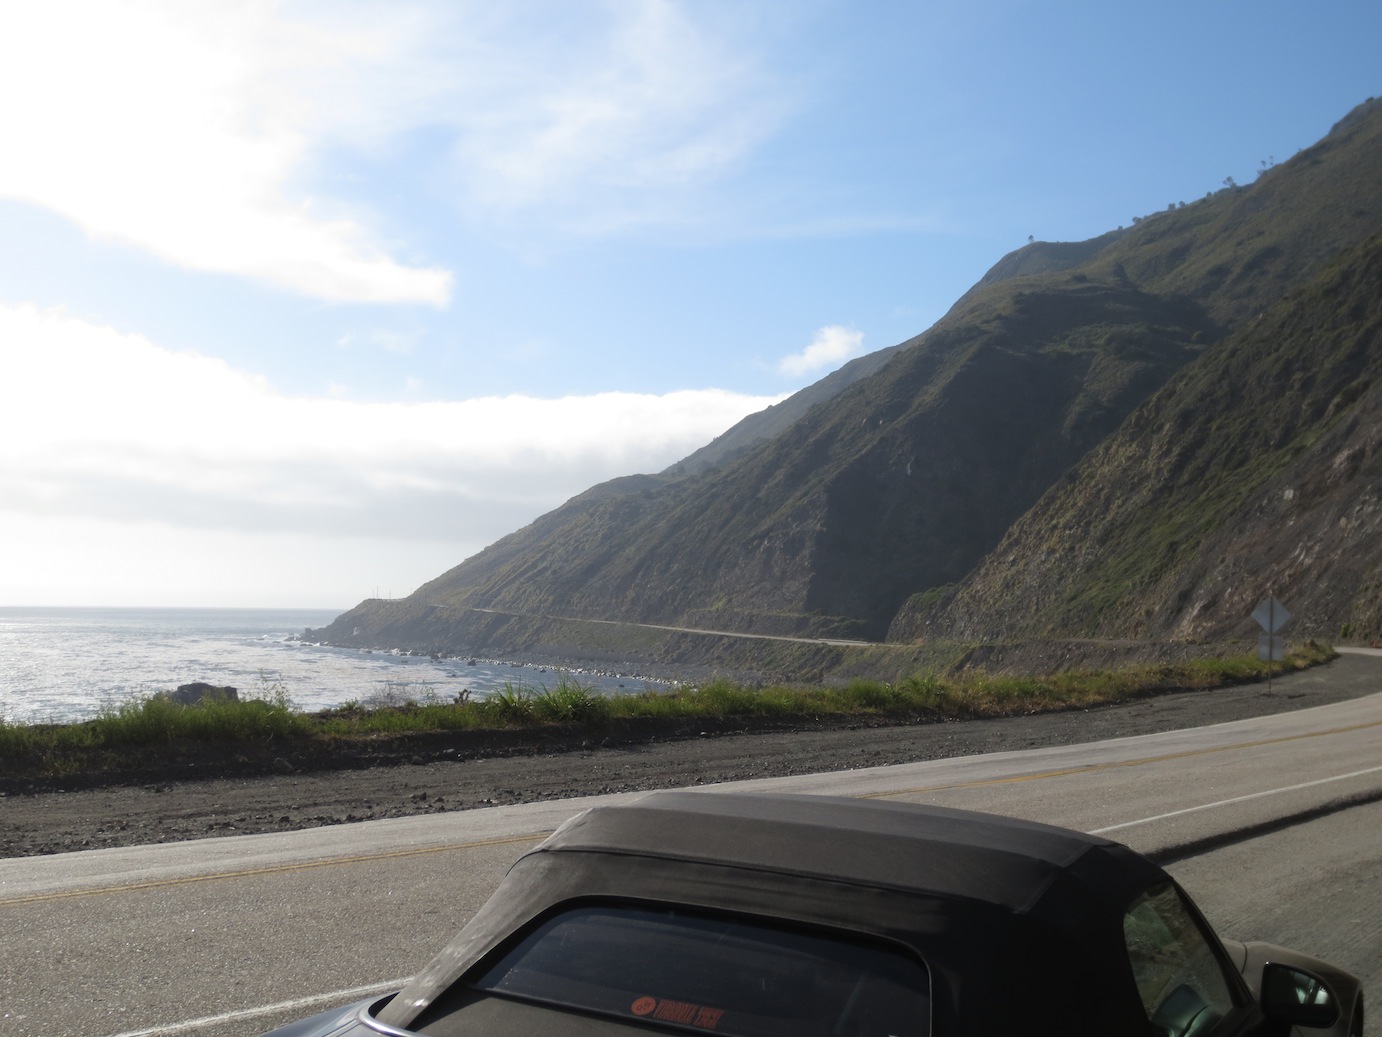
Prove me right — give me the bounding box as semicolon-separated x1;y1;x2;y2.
0;642;1334;770
0;688;312;771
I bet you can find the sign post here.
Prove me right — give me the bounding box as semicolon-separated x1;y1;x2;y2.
1251;596;1292;690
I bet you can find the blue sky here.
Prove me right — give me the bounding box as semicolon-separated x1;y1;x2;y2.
1;1;1378;608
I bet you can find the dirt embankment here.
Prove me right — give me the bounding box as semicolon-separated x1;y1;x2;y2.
2;653;1377;859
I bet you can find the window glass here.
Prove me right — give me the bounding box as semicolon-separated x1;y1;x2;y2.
1122;883;1236;1037
462;903;930;1037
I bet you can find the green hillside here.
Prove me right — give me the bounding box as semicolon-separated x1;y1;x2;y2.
896;228;1382;643
311;97;1382;667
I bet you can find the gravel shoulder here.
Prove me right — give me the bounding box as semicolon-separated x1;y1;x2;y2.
4;654;1378;858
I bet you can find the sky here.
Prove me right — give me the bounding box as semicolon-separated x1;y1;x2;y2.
1;1;1378;609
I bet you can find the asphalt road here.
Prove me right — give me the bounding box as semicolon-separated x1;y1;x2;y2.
2;658;1379;1037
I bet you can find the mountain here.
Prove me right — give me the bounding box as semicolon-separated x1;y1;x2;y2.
893;226;1382;644
668;342;907;476
311;97;1382;666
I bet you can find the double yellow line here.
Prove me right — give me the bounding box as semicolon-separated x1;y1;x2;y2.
0;831;545;908
5;715;1379;908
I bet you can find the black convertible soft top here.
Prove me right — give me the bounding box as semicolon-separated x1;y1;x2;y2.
379;792;1169;1034
535;791;1163;915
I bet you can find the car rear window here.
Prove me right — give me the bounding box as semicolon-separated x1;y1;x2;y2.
415;903;930;1037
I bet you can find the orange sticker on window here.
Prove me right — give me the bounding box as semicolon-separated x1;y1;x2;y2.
692;1006;725;1030
629;997;725;1030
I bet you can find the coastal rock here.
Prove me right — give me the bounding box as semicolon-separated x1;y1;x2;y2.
163;682;239;705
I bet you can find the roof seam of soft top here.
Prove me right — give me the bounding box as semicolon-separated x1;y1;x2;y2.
1012;840;1100;915
532;842;1030;916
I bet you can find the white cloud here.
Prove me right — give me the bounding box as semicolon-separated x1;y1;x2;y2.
777;325;865;378
0;1;452;304
0;512;451;609
441;2;788;234
0;305;781;603
0;2;791;297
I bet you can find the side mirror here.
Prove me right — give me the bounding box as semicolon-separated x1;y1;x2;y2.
1259;962;1340;1029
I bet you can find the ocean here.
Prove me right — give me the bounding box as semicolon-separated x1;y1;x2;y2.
0;606;657;726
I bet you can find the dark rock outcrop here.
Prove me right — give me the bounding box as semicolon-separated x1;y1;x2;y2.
162;682;239;705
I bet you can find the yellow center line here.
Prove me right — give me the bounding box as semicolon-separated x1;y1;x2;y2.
6;716;1381;908
853;717;1382;799
0;830;549;908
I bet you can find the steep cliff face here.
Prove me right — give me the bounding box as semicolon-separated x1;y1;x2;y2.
312;98;1382;660
667;343;907;476
1084;98;1382;327
896;230;1382;643
397;281;1212;641
762;282;1214;634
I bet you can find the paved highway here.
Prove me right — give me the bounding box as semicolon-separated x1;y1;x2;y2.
1;659;1378;1037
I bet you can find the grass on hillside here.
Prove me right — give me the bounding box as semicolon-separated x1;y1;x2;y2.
0;643;1333;771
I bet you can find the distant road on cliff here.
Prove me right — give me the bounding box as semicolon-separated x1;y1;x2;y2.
450;604;875;647
431;604;1233;654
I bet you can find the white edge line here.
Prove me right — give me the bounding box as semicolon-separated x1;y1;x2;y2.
1089;765;1382;834
100;978;407;1037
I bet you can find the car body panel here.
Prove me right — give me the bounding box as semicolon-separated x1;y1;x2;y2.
255;792;1362;1037
1222;939;1364;1037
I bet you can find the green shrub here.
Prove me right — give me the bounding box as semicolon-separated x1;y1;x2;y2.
82;692;310;745
694;679;777;715
480;684;536;725
532;680;611;724
836;679;902;710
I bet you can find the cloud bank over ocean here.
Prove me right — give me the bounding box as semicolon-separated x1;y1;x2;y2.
0;304;781;605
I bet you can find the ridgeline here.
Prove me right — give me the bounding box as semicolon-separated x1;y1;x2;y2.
310;97;1382;681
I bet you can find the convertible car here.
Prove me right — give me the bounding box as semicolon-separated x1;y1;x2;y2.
260;792;1363;1037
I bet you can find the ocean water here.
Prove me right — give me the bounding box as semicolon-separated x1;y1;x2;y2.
0;606;658;726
